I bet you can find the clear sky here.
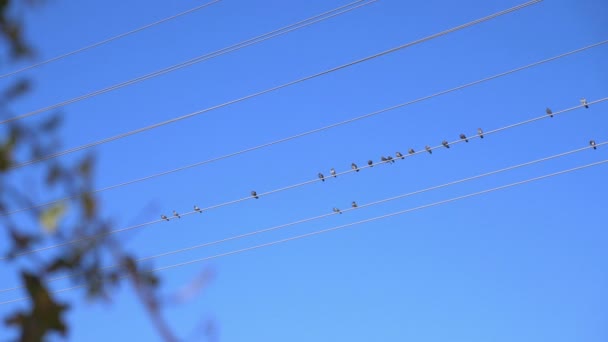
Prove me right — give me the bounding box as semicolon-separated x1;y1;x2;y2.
1;0;607;341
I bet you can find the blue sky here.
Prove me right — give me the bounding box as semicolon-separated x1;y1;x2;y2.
1;0;607;341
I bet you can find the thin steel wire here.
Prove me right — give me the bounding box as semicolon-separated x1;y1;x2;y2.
2;155;606;305
4;0;541;168
0;0;377;125
0;0;221;79
1;140;602;294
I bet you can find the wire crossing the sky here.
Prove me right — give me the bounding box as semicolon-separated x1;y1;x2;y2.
2;154;606;305
3;0;541;168
1;100;602;260
0;0;377;125
0;139;603;294
0;0;221;79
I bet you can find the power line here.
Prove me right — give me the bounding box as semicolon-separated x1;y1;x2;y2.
2;155;606;305
0;140;602;294
4;0;541;169
0;0;376;125
0;0;221;79
3;89;606;218
1;101;601;260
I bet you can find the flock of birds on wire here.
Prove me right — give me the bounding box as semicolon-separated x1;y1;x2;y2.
160;98;594;222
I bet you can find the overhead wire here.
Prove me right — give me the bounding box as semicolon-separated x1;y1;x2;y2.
1;99;602;260
2;155;606;305
3;84;606;218
3;0;542;168
0;0;221;79
0;139;604;294
0;0;376;125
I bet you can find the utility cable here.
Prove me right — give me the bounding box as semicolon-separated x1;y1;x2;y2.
3;0;541;168
0;139;603;294
0;0;376;125
0;0;221;79
0;101;601;261
1;155;606;305
3;91;606;218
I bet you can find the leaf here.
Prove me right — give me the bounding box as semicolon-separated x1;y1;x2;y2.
39;202;67;233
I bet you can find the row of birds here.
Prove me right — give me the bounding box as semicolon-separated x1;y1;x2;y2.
160;99;594;221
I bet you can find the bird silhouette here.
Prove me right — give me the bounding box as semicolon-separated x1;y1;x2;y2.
408;148;415;155
442;140;450;148
381;156;389;163
194;205;202;213
351;163;359;172
396;151;404;159
161;214;169;221
318;172;325;182
351;201;358;208
478;128;484;139
425;145;432;154
387;156;395;163
581;98;589;108
173;210;180;219
459;133;468;142
367;160;373;167
546;107;553;118
333;207;342;214
330;168;337;177
251;190;259;199
590;140;597;150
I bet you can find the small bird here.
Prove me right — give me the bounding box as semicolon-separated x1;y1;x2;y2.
173;210;180;219
425;145;432;154
161;214;169;221
478;128;484;139
367;160;373;167
251;190;259;199
386;156;395;163
442;140;450;149
546;107;553;118
332;207;342;214
351;163;359;172
590;140;597;150
459;133;469;142
318;172;325;182
330;168;337;177
408;148;415;155
194;205;202;213
381;156;389;163
581;98;589;109
396;151;404;159
351;201;358;208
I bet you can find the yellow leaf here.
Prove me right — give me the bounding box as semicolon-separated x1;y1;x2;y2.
40;203;67;233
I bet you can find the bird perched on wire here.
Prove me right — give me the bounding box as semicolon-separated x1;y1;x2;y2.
173;210;180;219
546;107;553;118
367;160;373;167
478;128;484;139
351;162;359;172
387;156;395;163
332;207;342;214
318;172;325;182
396;151;404;159
194;205;202;213
459;133;468;142
381;156;389;163
161;214;169;221
590;140;597;150
251;190;259;199
351;201;358;208
425;145;432;154
408;148;415;155
442;140;450;149
330;168;337;178
581;98;589;108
